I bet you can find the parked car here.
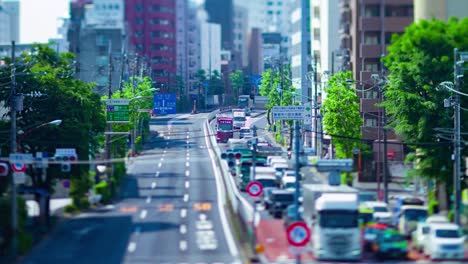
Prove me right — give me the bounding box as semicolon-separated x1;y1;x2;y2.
372;229;408;260
283;204;303;228
267;190;295;218
423;222;466;260
363;223;389;252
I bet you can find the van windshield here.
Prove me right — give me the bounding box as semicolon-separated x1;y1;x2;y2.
374;206;388;212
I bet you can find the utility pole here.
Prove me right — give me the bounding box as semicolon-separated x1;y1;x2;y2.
454;48;462;225
9;40;18;258
313;55;318;156
106;40;113;176
382;95;388;204
119;33;126;93
251;125;258;249
293;120;301;264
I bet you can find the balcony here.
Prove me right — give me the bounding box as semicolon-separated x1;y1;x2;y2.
360;44;381;58
360;17;381;31
385;17;413;32
339;23;350;35
339;0;350;11
360;98;380;112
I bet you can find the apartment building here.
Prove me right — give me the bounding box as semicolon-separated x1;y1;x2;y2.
339;0;413;181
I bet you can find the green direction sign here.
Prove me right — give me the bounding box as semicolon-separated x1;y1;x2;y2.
106;99;130;121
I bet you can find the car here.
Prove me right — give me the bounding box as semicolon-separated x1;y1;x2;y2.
423;222;466;260
397;205;428;237
280;175;296;190
239;127;252;139
426;214;449;224
412;222;430;252
262;187;279;210
283;204;303;228
363;201;393;225
267;190;295;218
363;223;389;252
372;229;409;259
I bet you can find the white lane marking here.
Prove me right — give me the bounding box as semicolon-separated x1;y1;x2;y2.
204;121;239;257
167;136;171;140
127;242;137;253
140;210;147;219
179;240;187;251
180;208;187;218
186;156;190;161
146;196;151;204
186;152;189;157
151;182;157;189
186;135;189;139
185;161;189;167
180;224;187;234
155;171;160;177
163;150;167;154
185;181;190;189
183;194;189;202
185;170;190;177
186;140;189;144
160;157;164;161
158;162;162;168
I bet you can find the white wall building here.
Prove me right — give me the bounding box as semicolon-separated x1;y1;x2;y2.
233;4;248;67
199;21;221;74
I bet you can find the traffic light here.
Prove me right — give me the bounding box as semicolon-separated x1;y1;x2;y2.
0;162;8;177
54;153;77;173
221;152;242;167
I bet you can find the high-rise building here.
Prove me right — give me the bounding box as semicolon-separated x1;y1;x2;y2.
233;4;248;68
176;0;200;97
291;0;310;103
0;0;19;44
414;0;468;21
339;0;413;181
68;0;125;95
126;0;177;92
204;0;234;50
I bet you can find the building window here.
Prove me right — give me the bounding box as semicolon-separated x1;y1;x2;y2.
134;31;143;38
276;11;281;15
136;44;143;51
313;28;320;40
268;1;273;6
365;63;379;72
365;118;377;127
268;10;273;15
364;5;380;17
277;1;282;6
135;18;143;25
135;4;143;12
96;35;108;46
364;32;379;45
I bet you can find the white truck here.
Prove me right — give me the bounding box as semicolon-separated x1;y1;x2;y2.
302;184;362;261
232;110;246;129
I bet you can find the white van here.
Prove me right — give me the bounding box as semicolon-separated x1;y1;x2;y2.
397;205;428;236
267;156;286;166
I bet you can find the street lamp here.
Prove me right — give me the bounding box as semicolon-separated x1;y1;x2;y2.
17;119;63;152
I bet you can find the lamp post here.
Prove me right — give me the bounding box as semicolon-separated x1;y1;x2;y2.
16;120;63;151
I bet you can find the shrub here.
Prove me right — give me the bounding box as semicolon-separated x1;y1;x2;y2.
17;230;33;255
64;204;79;214
94;181;111;203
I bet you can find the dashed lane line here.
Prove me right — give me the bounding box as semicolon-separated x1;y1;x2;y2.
180;208;187;218
140;210;147;219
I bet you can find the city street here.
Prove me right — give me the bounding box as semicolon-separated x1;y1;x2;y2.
20;113;240;264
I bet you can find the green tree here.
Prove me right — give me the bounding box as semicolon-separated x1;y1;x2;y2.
381;17;468;182
194;69;207;110
0;44;106;232
229;69;243;102
322;71;363;158
208;70;224;95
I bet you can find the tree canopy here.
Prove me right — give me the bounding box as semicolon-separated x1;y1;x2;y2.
382;17;468;181
322;71;363;159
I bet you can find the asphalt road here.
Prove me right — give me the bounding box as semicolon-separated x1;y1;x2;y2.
20;113;240;264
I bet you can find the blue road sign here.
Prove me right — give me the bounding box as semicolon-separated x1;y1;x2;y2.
250;75;262;86
153;93;177;115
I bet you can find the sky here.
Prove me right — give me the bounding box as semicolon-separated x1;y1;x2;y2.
18;0;70;43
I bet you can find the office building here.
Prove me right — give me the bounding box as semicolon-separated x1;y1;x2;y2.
414;0;468;21
0;0;19;44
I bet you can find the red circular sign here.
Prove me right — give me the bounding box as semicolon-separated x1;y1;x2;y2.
11;162;27;172
286;221;311;247
246;181;263;197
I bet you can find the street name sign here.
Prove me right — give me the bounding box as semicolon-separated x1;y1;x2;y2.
153;93;176;115
9;153;33;164
272;106;305;120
